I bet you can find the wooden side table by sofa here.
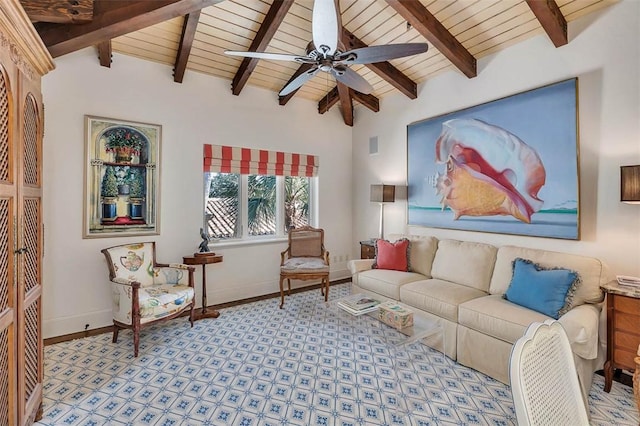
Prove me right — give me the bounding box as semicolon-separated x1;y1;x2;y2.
183;253;223;320
601;280;640;392
359;240;375;259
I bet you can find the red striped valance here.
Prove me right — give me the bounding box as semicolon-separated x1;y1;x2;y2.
203;144;318;177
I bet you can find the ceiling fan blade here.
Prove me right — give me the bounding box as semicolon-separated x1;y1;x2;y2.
312;0;339;57
224;50;315;64
331;67;373;94
279;67;320;96
336;43;429;65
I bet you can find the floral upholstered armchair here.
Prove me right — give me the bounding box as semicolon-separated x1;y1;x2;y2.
101;242;196;356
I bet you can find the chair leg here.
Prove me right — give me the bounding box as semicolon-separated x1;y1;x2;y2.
287;278;291;295
133;322;140;357
189;301;195;328
279;275;285;309
112;325;119;343
324;276;329;302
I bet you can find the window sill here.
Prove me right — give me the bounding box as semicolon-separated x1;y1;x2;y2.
209;236;288;250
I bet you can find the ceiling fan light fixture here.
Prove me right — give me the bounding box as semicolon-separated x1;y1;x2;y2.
226;0;428;98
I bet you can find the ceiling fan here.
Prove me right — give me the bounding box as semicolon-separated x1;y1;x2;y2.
225;0;429;96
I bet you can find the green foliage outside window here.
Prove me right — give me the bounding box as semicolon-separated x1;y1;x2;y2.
206;173;310;239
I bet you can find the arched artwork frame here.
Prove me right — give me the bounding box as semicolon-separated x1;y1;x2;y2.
83;115;161;238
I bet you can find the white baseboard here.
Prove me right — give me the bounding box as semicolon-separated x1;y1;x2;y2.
44;309;113;339
209;268;351;306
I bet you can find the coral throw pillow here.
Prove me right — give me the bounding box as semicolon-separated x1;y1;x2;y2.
373;238;411;272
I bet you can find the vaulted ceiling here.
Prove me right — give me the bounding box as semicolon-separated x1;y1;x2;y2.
22;0;616;126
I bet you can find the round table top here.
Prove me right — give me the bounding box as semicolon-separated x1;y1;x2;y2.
183;253;223;265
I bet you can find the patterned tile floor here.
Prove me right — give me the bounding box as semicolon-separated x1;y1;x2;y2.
37;284;638;425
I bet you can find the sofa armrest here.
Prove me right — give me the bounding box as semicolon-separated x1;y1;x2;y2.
558;303;601;360
348;259;375;275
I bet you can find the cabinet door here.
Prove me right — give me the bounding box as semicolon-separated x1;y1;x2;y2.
16;75;44;425
0;60;17;425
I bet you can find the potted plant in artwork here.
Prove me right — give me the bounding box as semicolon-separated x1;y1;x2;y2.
100;166;118;222
128;168;145;220
103;126;145;164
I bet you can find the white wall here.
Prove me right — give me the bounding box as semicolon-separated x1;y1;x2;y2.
42;50;353;338
352;1;640;277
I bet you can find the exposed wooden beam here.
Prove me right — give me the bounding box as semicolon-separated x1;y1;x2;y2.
318;87;339;114
231;0;294;95
20;0;94;24
526;0;567;47
337;82;353;126
96;40;111;68
317;86;379;114
351;90;379;113
35;0;225;58
385;0;476;78
173;11;201;83
278;63;315;105
342;28;418;99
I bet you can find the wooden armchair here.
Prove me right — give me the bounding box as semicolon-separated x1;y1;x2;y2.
279;226;330;308
101;242;196;356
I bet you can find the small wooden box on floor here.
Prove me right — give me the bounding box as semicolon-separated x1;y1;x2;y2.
378;302;414;329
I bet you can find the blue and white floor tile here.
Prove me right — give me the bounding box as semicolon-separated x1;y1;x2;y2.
37;283;638;425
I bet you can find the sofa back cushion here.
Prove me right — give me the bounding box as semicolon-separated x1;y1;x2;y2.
430;239;497;291
387;234;438;277
489;246;609;309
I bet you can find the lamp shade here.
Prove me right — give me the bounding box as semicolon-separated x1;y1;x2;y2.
370;184;395;203
621;165;640;204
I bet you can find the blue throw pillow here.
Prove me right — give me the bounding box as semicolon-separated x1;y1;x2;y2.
504;258;579;319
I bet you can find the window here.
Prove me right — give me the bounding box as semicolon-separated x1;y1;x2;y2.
203;144;317;242
284;176;310;231
205;172;240;239
205;173;313;240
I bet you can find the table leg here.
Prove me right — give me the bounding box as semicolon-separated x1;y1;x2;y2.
194;264;220;320
603;360;613;392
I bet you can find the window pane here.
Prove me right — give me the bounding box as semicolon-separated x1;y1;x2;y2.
285;176;310;231
248;175;276;236
205;172;240;239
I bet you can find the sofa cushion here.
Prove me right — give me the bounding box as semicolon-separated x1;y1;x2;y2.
356;269;425;300
430;240;497;291
504;258;579;319
373;238;410;271
458;294;549;344
489;246;608;309
400;279;488;322
388;234;439;278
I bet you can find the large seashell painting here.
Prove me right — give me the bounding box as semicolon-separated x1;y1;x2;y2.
434;118;546;223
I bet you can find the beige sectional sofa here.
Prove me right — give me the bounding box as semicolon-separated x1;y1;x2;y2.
347;234;611;399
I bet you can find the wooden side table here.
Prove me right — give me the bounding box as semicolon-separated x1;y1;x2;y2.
183;253;223;320
601;280;640;392
359;240;375;259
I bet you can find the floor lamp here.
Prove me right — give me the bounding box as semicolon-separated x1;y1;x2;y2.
370;184;395;239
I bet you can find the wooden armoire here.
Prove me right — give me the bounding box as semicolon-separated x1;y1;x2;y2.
0;1;54;425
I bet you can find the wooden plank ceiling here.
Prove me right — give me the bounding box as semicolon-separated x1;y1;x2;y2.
23;0;616;126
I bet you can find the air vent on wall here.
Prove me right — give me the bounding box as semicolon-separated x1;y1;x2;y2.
369;136;378;155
